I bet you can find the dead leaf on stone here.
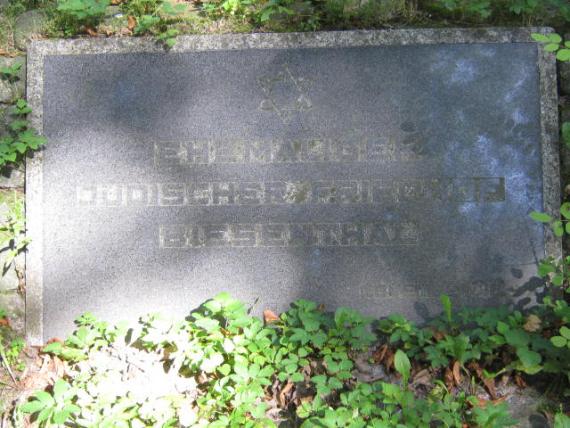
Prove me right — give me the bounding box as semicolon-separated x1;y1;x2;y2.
514;373;527;388
0;317;11;328
384;348;394;370
373;344;387;364
85;26;98;36
278;381;293;408
127;15;137;31
118;28;133;36
0;49;20;57
412;368;431;386
523;314;541;332
263;309;279;324
452;360;462;386
468;361;497;400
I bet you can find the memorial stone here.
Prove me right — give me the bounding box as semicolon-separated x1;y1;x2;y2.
26;29;560;343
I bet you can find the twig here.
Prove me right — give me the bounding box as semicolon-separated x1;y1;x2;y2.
0;345;17;384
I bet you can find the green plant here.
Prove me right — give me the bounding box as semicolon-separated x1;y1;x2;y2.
0;63;21;83
530;203;570;291
20;379;80;426
551;326;570;349
55;0;110;35
23;294;541;427
122;0;187;48
0;99;46;170
0;191;29;271
532;32;570;61
469;398;517;428
555;411;570;428
434;0;492;19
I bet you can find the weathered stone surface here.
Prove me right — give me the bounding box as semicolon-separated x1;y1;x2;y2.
13;10;47;51
0;80;11;104
26;30;560;342
0;166;25;188
0;56;27;102
0;264;20;292
0;292;24;334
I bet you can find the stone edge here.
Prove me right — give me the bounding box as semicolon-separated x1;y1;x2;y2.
25;27;561;345
26;41;44;345
538;39;562;264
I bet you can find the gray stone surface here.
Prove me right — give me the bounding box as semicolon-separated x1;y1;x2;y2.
0;80;11;104
0;57;26;102
13;10;47;51
0;166;25;188
26;29;560;343
561;61;570;96
0;292;24;334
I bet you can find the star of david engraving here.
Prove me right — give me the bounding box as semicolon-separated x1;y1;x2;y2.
257;65;313;124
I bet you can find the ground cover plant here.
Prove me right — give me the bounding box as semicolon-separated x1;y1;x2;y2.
0;290;563;427
1;0;569;51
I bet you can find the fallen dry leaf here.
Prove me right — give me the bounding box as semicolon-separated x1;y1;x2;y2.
412;368;431;386
263;309;279;324
452;360;462;386
85;26;98;36
373;344;387;364
468;361;497;400
0;49;19;57
384;348;394;370
524;314;541;332
0;317;11;328
127;15;137;31
278;381;293;408
514;373;527;388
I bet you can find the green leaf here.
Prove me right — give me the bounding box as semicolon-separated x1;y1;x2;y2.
545;43;560;52
194;317;219;332
538;262;556;277
394;349;411;384
504;329;529;348
551;335;567;347
560;326;570;340
19;400;46;414
563;123;570;148
561;202;570;219
42;341;63;354
552;274;564;286
34;391;55;406
553;220;564;237
548;33;563;44
200;353;223;373
217;363;231;376
497;321;509;335
529;211;552;223
516;347;541;367
440;294;452;323
53;379;69;398
290;372;304;382
531;33;550;43
558;49;570;61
